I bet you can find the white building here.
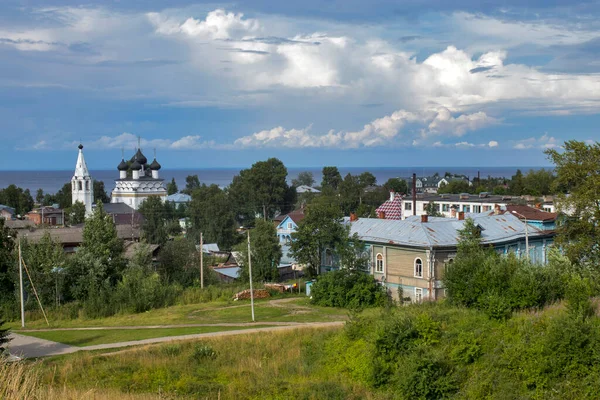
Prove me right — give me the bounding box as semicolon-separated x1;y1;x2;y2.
71;144;94;215
110;148;167;210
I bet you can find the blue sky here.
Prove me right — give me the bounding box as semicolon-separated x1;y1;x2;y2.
1;1;600;170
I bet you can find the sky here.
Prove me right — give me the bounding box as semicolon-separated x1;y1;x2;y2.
1;0;600;170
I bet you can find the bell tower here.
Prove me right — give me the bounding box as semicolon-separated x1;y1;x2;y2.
71;143;94;215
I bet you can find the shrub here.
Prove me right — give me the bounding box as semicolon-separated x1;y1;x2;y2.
0;315;10;355
310;269;387;309
191;343;217;361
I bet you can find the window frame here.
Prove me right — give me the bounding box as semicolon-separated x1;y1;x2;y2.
415;287;423;303
414;257;423;278
287;222;293;229
375;253;384;273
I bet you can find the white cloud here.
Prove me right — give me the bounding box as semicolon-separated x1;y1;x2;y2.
426;107;498;136
66;133;216;151
488;140;499;148
513;134;559;150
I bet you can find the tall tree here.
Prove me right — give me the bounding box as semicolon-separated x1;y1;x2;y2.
321;166;342;191
66;201;86;225
36;188;44;204
358;172;377;188
0;219;15;307
183;175;201;195
438;180;472;194
546;140;600;265
187;184;240;249
510;169;525;196
522;169;556;196
227;172;256;228
80;202;124;273
338;173;361;215
0;185;34;215
54;182;72;209
138;196;168;245
166;178;178;195
93;180;110;204
238;219;282;282
290;196;346;277
0;317;10;354
157;238;198;285
292;171;315;187
247;158;289;220
383;178;408;194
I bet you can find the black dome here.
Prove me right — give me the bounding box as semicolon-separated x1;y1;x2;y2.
149;158;161;171
130;160;142;170
132;149;147;165
78;144;84;150
117;159;128;171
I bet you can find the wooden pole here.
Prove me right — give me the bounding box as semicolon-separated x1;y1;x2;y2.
247;230;255;322
18;238;25;328
200;232;204;289
21;258;50;326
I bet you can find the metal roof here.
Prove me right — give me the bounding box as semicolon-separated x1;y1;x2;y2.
349;213;548;249
296;185;321;194
214;266;240;279
415;193;518;204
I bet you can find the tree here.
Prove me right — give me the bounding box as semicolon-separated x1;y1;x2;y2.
167;178;178;195
383;178;408;195
0;185;34;216
138;196;168;245
321;166;342;191
54;182;72;209
246;158;290;220
67;201;86;225
546;140;600;265
158;238;198;285
509;169;525;196
358;172;377;188
337;231;370;271
227;172;256;228
0;219;15;308
36;188;44;204
183;175;201;195
0;316;10;354
424;201;443;217
290;196;346;277
522;169;556;196
338;173;361;215
292;171;315;187
187;184;240;249
238;219;282;282
93;180;110;204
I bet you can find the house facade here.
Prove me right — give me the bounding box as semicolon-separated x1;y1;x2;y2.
321;212;555;303
276;209;305;244
26;206;64;226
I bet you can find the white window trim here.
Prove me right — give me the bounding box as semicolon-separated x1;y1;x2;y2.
287;222;293;229
375;253;384;273
415;287;423;303
414;257;423;278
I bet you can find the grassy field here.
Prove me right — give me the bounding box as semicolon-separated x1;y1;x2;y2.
10;297;349;330
18;325;276;347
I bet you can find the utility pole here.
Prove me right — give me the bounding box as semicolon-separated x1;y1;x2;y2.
247;230;255;322
200;232;204;289
18;237;25;328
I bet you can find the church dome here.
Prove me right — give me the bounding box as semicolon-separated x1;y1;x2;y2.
132;149;147;165
117;159;128;171
130;159;142;170
78;143;84;150
149;158;161;171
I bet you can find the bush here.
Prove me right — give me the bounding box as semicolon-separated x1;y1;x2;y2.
191;343;217;361
0;316;10;355
310;269;387;309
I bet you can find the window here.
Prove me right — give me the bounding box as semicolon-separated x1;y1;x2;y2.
473;205;481;213
77;181;82;191
375;253;384;273
287;222;293;229
462;205;470;213
414;257;423;278
415;288;423;303
85;181;89;190
404;202;412;211
482;205;491;212
442;203;450;212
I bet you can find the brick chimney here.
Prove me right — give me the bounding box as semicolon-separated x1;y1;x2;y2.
458;211;465;220
494;204;501;215
421;214;428;223
350;212;358;222
378;211;386;219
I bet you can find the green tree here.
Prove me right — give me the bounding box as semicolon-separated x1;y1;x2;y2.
166;178;178;195
358;172;377;188
36;188;44;204
93;180;110;204
0;185;34;215
0;316;10;354
0;219;15;310
227;172;256;228
237;219;282;282
509;169;525;195
438;180;472;194
546;140;600;265
187;184;240;249
183;175;201;195
339;173;361;215
321;166;342;191
522;169;555;196
425;201;443;217
54;182;72;209
290;196;346;277
337;231;370;271
246;158;290;220
292;171;315;187
383;178;408;194
66;201;86;225
138;196;168;245
158;238;198;285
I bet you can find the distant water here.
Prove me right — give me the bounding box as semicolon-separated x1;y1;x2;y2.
0;167;546;195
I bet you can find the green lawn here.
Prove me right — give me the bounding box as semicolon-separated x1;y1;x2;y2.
19;325;275;347
11;297;348;330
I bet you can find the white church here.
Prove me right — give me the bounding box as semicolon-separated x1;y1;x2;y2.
71;143;167;212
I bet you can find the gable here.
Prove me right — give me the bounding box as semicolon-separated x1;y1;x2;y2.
277;215;298;230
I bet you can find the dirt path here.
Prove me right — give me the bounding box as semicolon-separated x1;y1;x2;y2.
8;322;345;359
17;322;300;332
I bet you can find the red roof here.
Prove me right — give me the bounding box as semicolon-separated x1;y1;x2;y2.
285;209;306;225
505;204;557;221
375;193;402;220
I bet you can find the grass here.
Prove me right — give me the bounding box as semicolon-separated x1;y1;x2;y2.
18;325;276;347
11;297;349;330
